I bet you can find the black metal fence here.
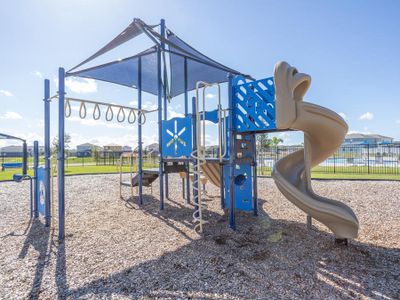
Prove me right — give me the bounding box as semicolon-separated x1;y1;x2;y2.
2;144;400;176
257;144;400;175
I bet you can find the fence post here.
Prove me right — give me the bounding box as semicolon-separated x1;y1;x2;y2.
333;152;336;174
367;144;370;174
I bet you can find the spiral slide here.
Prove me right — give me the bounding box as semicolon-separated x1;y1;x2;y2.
271;62;359;239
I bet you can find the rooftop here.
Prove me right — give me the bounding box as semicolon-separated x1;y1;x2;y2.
345;133;393;140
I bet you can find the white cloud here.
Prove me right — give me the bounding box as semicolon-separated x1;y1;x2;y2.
66;116;130;130
0;89;13;97
143;101;157;111
129;100;138;106
65;78;97;94
206;93;215;99
338;112;347;120
169;110;184;118
37;119;44;128
0;111;23;119
128;100;157;111
348;129;372;135
359;112;374;121
167;105;184;118
31;71;43;78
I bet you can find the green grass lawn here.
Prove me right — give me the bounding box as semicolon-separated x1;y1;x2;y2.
0;163;159;181
258;167;400;181
1;162;399;181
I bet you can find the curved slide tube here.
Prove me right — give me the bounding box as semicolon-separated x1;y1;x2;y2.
272;61;359;239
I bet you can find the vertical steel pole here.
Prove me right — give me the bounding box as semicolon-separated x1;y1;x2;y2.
192;96;199;214
160;18;169;200
22;141;28;175
58;68;65;241
138;57;143;205
33;141;39;218
184;57;190;203
44;79;51;226
220;163;225;209
252;134;258;216
220;117;225;209
157;47;164;210
228;74;236;230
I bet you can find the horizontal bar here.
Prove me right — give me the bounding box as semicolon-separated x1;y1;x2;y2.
51;95;158;113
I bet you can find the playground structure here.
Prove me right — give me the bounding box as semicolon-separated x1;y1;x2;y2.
37;18;358;243
0;133;28;173
0;133;53;223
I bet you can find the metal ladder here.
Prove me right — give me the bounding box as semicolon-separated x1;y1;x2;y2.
192;81;227;233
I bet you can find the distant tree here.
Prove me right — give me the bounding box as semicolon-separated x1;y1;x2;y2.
52;133;71;156
92;146;100;163
256;133;269;151
268;136;284;147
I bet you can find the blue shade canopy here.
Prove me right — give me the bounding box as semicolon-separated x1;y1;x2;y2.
66;18;250;98
169;53;235;97
166;30;241;75
68;19;157;73
67;48;159;96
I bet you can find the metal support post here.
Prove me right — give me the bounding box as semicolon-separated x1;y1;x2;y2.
184;57;190;203
157;47;164;210
227;74;236;230
44;79;51;226
192;96;199;215
33;141;39;218
58;68;66;241
138;57;143;205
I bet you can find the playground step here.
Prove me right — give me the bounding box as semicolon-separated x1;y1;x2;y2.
131;170;159;187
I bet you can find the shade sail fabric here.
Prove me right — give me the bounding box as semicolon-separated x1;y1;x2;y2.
67;48;159;96
169;53;231;97
167;30;243;97
68;20;148;72
66;19;250;97
167;30;240;74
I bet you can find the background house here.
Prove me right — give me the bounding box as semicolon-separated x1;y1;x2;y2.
344;133;393;145
76;143;102;157
122;145;132;152
0;145;45;157
143;143;159;157
103;143;123;158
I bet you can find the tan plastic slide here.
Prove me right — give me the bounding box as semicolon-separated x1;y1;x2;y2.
271;61;359;239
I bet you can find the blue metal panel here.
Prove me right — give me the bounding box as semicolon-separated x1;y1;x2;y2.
36;167;46;217
162;116;193;157
202;109;219;123
232;76;276;133
184;57;190;204
223;163;253;211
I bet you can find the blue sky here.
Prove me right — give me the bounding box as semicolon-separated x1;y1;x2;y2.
1;0;399;148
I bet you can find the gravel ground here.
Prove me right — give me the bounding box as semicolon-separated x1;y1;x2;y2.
0;174;399;299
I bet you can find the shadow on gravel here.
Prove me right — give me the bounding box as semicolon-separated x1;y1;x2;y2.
18;218;51;299
52;196;400;299
120;193;226;241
